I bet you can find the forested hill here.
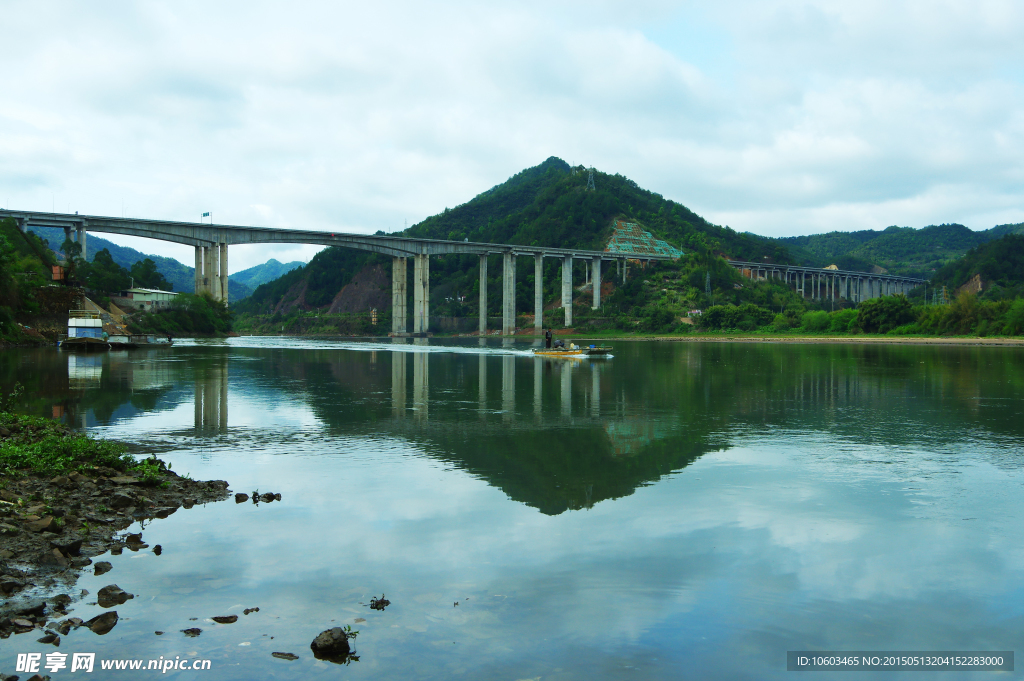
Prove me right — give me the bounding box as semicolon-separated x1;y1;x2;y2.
235;157;787;315
931;233;1024;299
778;222;1024;278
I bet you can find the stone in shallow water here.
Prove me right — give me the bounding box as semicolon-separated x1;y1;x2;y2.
310;627;351;662
93;561;113;576
182;627;202;637
86;610;119;635
212;615;237;624
97;584;134;608
37;631;59;645
272;652;299;660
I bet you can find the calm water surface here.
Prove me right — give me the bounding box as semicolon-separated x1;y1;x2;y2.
2;338;1024;679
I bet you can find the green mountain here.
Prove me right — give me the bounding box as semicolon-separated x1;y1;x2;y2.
230;258;304;289
24;226;252;299
235;157;786;315
931;233;1024;299
778;222;1024;278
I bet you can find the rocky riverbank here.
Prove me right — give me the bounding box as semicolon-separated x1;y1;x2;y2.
0;412;231;638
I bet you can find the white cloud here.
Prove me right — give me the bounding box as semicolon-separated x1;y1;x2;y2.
2;0;1023;272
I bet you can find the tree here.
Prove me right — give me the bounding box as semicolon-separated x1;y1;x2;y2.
61;238;85;284
82;249;132;294
130;258;172;291
855;295;915;333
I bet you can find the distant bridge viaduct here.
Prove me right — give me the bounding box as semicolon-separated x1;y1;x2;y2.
1;209;927;334
728;260;927;304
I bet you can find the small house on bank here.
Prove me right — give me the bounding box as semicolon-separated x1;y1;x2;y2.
111;287;178;312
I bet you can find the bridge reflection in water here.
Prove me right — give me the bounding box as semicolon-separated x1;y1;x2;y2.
383;339;607;430
193;360;228;435
13;340;1015;517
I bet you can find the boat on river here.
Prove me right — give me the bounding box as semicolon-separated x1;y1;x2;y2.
60;309;173;350
532;343;613;358
58;336;111;351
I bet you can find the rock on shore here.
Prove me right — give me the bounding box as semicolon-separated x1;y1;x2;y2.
0;461;230;627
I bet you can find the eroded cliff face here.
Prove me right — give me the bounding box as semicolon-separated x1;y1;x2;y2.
272;279;309;315
326;264;390;314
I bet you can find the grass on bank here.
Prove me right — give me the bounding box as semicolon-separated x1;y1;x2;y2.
0;401;165;483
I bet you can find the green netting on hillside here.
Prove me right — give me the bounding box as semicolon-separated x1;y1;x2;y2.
605;220;684;258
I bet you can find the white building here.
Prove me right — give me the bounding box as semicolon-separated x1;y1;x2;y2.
111;287;178;312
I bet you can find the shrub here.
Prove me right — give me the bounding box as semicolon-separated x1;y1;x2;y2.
772;313;794;331
643;307;676;332
801;311;830;332
698;304;774;330
856;295;916;334
826;309;857;332
1002;299;1024;335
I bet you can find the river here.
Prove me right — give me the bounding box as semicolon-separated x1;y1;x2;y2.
2;338;1023;679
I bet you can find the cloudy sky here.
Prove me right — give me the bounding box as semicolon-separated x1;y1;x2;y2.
3;1;1023;272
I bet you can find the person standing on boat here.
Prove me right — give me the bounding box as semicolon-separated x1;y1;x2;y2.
544;328;552;349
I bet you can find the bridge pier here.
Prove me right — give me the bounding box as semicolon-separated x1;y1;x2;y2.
534;254;544;335
77;225;87;260
413;254;429;334
194;246;202;295
591;257;601;309
479;255;488;335
502;252;516;335
562;256;573;327
392;257;407;334
220;243;228;302
203;246;215;298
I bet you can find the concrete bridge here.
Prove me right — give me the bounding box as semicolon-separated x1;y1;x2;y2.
1;209;674;335
727;260;927;303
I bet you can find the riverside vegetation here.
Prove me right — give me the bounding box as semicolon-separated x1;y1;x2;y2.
0;385;232;637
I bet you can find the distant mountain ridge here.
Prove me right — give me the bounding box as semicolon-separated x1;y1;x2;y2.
777;222;1024;278
230;259;304;289
24;226;253;299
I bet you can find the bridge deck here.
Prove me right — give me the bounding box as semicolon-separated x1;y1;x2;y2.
0;209;676;261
